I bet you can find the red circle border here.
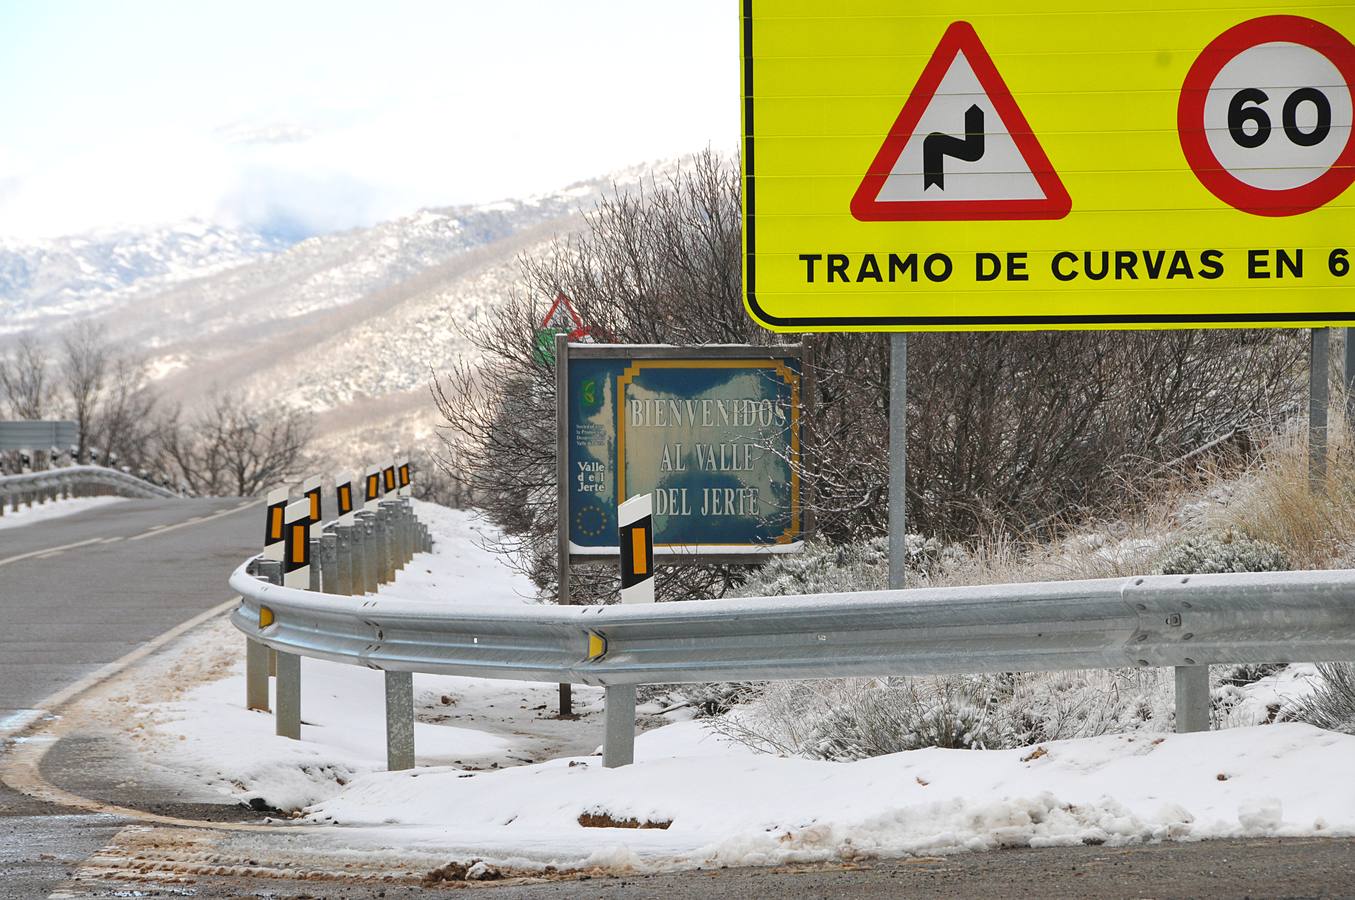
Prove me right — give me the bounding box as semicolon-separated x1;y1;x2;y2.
1178;15;1355;217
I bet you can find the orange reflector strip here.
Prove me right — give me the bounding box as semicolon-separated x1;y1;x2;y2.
631;527;648;576
339;485;351;512
385;470;395;490
309;493;319;520
270;507;283;539
368;475;378;497
291;524;307;564
259;606;274;628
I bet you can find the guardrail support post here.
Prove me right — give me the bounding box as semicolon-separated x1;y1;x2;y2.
1174;665;1210;733
246;638;270;712
603;685;636;768
256;559;283;680
396;505;407;563
349;524;366;595
320;532;338;593
308;539;322;591
385;671;415;771
400;504;412;566
376;507;394;583
334;525;354;595
356;512;378;593
275;651;301;739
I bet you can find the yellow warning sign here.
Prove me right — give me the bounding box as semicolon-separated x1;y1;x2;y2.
741;1;1355;331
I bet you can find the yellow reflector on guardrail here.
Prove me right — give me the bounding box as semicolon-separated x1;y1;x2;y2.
587;631;606;661
259;606;274;628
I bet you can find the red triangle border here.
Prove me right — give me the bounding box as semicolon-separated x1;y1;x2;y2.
850;20;1071;222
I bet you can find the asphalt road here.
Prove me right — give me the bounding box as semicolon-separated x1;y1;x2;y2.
0;495;258;729
0;495;259;898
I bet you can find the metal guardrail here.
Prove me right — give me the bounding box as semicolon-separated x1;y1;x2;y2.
0;465;179;508
230;562;1355;768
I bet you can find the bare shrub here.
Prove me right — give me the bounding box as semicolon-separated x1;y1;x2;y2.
58;321;111;462
435;151;1304;601
0;333;53;419
160;392;314;496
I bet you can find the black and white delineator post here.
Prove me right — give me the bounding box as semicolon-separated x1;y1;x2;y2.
363;465;382;512
262;486;289;561
382;460;397;495
282;499;312;590
275;497;311;740
335;472;357;524
605;492;653;769
302;475;323;529
617;493;655;605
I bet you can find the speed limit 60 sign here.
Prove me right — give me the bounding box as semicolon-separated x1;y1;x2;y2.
741;2;1355;331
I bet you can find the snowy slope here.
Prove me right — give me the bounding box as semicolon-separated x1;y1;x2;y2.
0;221;287;332
0;157;691;468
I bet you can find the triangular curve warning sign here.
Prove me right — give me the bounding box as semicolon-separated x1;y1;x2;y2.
850;21;1071;222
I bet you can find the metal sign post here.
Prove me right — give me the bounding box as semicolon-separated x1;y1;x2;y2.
555;332;574;717
888;334;907;590
1311;328;1330;489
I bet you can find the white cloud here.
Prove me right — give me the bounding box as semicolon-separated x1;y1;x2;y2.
0;3;737;240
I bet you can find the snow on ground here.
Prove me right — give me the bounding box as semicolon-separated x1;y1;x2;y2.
385;501;536;605
0;494;124;531
120;499;1355;872
307;723;1355;870
126;502;608;811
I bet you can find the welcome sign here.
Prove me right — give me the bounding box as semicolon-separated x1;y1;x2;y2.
560;344;804;557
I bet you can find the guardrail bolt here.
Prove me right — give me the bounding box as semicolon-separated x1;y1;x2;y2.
1166;613;1182;627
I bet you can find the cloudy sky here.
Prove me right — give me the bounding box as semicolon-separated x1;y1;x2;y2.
0;1;736;239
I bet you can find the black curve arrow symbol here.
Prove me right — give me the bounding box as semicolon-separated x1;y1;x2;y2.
923;104;985;190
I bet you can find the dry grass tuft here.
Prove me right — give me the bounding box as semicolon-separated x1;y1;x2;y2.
1211;423;1355;569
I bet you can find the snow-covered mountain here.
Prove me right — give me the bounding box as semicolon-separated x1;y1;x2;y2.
0;157;687;467
0;222;289;333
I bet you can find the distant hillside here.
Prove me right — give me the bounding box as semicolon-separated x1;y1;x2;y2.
0;158;686;469
0;222;287;333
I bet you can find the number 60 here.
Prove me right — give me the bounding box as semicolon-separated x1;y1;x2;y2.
1229;87;1332;149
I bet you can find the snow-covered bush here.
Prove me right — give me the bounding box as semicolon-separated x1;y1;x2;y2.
730;535;969;599
1153;528;1290;575
713;670;1178;760
1290;664;1355;734
636;682;758;718
731;539;886;598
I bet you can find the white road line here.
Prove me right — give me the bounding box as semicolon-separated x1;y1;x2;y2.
0;537;104;569
0;500;256;565
126;500;256;542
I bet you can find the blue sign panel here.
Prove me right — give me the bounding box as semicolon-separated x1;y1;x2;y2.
565;347;802;556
